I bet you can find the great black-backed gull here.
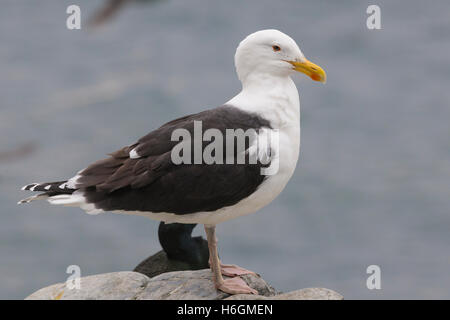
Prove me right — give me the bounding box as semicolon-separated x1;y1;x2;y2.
19;29;326;294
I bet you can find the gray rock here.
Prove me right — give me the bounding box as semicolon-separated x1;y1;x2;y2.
137;270;276;300
25;269;342;300
26;269;276;300
138;270;230;300
26;271;149;300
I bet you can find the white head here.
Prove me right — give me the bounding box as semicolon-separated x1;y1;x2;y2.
235;29;326;84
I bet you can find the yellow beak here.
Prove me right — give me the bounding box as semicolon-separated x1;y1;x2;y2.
287;59;326;83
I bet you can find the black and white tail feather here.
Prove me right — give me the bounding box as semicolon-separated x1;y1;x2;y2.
18;181;73;204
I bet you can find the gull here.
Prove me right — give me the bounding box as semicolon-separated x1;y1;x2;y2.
19;29;326;294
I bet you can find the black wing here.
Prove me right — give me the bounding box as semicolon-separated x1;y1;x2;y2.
28;105;272;215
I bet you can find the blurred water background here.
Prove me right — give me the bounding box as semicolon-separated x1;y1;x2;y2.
1;0;450;299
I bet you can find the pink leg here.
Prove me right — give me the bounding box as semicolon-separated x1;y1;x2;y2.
204;225;257;295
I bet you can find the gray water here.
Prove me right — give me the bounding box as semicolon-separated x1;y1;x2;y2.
1;0;450;299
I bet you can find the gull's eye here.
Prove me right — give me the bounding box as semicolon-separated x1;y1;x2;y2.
272;45;281;52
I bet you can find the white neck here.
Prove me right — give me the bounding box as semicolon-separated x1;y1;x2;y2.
227;73;300;130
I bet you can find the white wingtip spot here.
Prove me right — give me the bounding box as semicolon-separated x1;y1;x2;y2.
59;183;67;189
22;183;37;191
129;148;140;159
44;185;51;190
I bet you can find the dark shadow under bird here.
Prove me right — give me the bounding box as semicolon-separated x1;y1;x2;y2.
134;222;209;278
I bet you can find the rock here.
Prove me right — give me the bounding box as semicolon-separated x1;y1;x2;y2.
26;269;342;300
137;270;277;300
25;271;149;300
